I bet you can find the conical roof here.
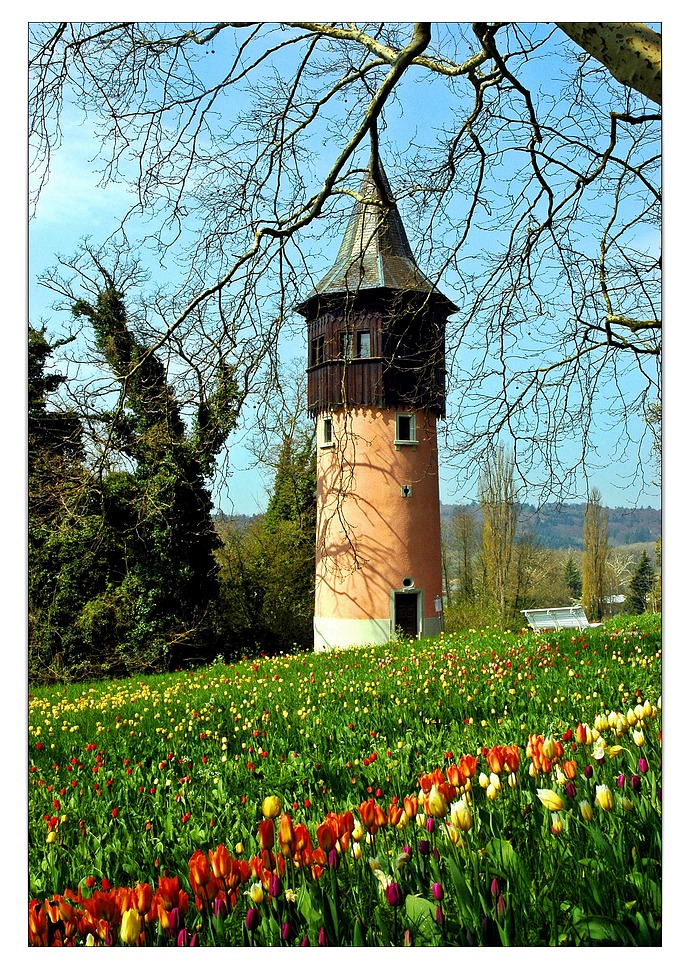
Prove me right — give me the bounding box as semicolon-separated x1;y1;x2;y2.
297;155;456;312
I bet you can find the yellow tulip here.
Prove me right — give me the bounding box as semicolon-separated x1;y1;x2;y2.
46;831;57;844
536;789;565;812
489;772;501;790
261;795;282;818
450;798;473;832
478;772;490;789
605;745;623;759
427;785;449;818
551;815;563;835
542;736;557;761
632;729;645;747
620;796;634;812
248;882;264;904
579;801;593;822
486;783;499;802
595;785;614;811
120;908;143;946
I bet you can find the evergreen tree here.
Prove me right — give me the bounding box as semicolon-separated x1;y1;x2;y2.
626;550;656;614
563;556;583;599
29;274;239;681
581;488;609;621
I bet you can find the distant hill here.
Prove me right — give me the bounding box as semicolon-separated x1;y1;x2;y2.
440;503;661;550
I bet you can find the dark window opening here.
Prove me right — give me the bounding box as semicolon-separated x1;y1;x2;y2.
357;331;371;358
311;335;325;366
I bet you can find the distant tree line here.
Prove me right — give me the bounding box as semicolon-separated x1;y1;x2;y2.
441;456;661;632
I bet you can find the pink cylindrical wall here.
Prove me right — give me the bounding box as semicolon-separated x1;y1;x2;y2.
315;407;443;632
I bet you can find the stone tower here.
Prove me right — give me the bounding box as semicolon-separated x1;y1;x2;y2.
296;155;457;651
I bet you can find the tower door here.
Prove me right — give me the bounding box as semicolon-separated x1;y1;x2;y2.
394;592;419;639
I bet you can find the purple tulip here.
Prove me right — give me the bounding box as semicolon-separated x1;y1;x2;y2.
169;907;181;933
490;877;500;897
584;765;593;779
419;839;431;856
565;781;576;798
300;936;310;947
638;757;649;773
386;881;404;908
269;874;282;897
426;817;435;833
616;773;626;788
318;926;329;946
177;928;190;947
281;921;292;943
432;882;444;902
245;907;260;933
189;933;198;947
630;774;641;793
328;848;340;869
214;897;227;919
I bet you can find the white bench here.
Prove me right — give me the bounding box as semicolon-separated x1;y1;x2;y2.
521;605;602;632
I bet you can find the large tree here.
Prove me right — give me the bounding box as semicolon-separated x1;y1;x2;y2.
29;266;240;681
29;22;661;504
479;445;519;624
581;486;609;621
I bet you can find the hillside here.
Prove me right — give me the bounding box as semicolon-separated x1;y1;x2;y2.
440;503;661;550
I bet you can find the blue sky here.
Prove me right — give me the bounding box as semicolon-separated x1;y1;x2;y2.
26;18;663;516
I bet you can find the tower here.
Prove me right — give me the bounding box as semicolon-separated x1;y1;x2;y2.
296;155;457;651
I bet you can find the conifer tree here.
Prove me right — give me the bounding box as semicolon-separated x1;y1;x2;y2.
626;550;656;614
581;488;609;620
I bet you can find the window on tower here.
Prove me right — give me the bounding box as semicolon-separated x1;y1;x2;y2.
321;416;333;447
357;331;371;358
311;335;325;366
395;413;417;445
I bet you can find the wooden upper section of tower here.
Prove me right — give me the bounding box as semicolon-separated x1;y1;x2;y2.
296;155;457;418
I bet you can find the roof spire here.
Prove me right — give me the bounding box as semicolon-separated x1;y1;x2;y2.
297;153;456;310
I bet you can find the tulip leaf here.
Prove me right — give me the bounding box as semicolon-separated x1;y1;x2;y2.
571;908;634;944
404;894;438;944
296;884;322;930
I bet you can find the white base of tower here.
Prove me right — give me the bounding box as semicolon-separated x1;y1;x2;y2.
313;615;443;652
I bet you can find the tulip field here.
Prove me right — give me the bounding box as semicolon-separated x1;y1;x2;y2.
28;614;662;947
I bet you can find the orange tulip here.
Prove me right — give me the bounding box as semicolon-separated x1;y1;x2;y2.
460;754;478;778
316;820;337;853
257;818;275;852
445;763;465;789
133;882;153;917
503;745;520;773
403;795;419;819
189;850;212;894
486;747;505;774
562;759;577;780
388;803;404;826
209;844;232;882
29;900;48;946
575;723;588;745
278;813;294;857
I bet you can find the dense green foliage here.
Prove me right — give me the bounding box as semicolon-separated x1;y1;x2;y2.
28;614;661;946
214;428;316;657
28;278;240;683
626;551;657;614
